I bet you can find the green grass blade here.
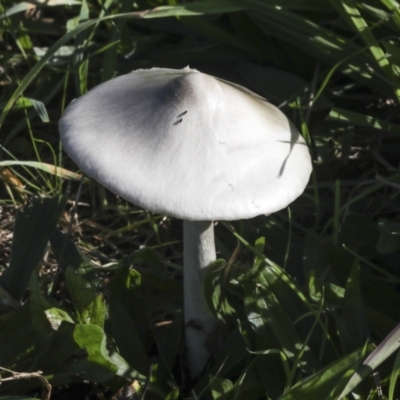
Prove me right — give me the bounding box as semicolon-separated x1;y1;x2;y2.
0;18;97;128
330;0;400;101
328;107;400;133
388;349;400;400
142;1;245;18
241;0;332;12
381;0;400;29
278;348;364;400
248;6;394;96
338;322;400;399
101;0;132;82
0;2;249;129
0;160;81;180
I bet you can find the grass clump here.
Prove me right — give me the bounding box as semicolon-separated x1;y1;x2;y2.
0;0;400;399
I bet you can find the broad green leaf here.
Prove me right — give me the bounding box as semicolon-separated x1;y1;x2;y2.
11;97;49;122
29;273;57;336
49;228;91;272
0;196;66;300
106;351;145;382
44;307;75;331
210;376;234;399
0;307;43;368
110;265;147;325
308;271;344;306
133;247;164;276
109;267;149;375
72;324;118;382
65;266;100;325
165;387;180;400
89;294;106;329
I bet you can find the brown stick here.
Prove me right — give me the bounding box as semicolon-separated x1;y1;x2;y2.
0;366;52;400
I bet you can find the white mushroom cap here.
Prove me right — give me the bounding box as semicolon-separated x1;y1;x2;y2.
59;67;312;221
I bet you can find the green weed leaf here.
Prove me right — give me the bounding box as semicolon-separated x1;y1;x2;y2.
72;324;118;381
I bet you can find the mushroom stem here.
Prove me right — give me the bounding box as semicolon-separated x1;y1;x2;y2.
183;220;218;376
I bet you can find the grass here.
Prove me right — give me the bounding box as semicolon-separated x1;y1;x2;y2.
0;0;400;399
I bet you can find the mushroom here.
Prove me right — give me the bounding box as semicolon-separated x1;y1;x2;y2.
59;67;312;376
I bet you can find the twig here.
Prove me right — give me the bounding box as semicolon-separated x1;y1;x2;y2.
222;238;241;285
0;366;52;400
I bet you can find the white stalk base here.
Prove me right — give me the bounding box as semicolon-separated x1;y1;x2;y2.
183;220;218;376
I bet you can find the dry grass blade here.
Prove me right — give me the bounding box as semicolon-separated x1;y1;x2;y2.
0;161;82;180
